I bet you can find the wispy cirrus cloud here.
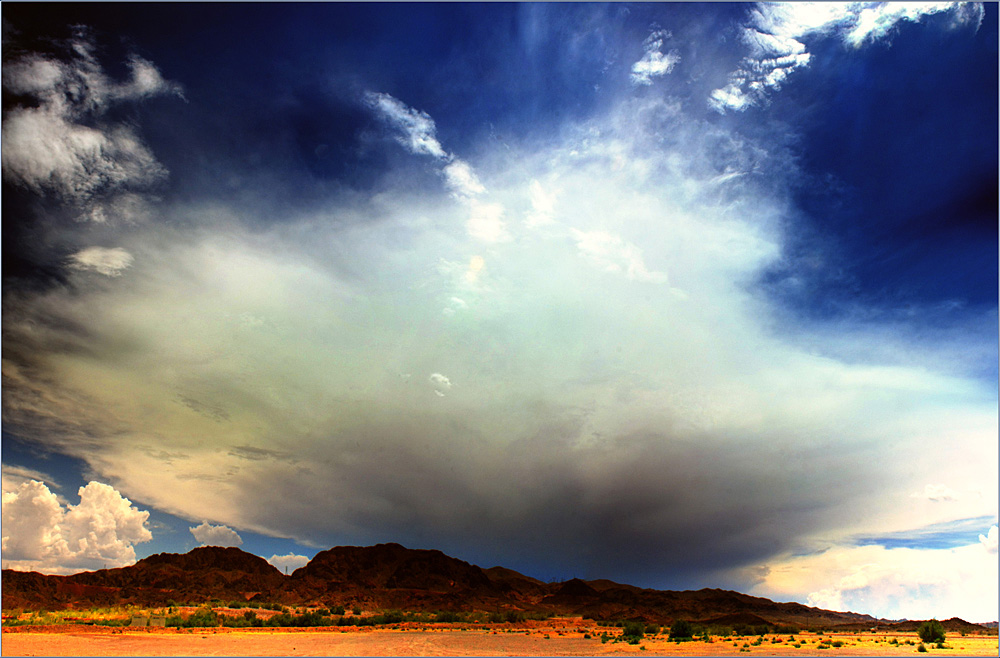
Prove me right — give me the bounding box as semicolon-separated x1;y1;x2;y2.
1;28;182;219
366;91;510;243
630;29;680;86
710;2;984;113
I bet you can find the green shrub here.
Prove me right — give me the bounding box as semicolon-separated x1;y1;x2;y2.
186;606;220;627
918;620;945;644
670;619;694;639
917;643;928;653
623;621;646;639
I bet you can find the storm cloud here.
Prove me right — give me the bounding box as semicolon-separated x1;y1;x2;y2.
2;3;995;620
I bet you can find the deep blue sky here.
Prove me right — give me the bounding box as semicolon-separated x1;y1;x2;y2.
2;3;997;621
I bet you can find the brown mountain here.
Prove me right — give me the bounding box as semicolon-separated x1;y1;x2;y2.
0;543;991;633
284;543;505;610
2;546;284;609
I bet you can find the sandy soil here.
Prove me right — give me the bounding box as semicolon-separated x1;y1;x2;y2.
3;626;998;657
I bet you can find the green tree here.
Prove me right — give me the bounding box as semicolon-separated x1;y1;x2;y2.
917;620;945;644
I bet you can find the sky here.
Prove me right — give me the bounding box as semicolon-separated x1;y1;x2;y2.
1;2;997;622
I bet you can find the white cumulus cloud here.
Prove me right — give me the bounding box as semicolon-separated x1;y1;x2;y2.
980;525;998;553
189;521;243;547
266;553;311;574
1;480;152;574
755;538;999;621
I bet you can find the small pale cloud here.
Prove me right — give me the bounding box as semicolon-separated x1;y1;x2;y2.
464;255;486;286
266;552;311;574
466;201;510;243
525;179;559;228
442;296;468;316
68;247;135;277
630;29;680;86
980;525;998;553
1;480;152;574
710;2;983;113
429;373;453;397
571;229;667;283
1;465;60;493
442;160;487;199
365;91;447;159
912;483;960;502
189;521;243;547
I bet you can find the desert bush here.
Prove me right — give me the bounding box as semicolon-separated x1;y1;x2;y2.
918;620;945;644
623;621;646;639
330;604;345;616
917;643;928;652
184;606;219;628
670;619;694;640
387;610;405;624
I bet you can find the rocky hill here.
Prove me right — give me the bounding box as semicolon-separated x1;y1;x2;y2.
1;543;992;633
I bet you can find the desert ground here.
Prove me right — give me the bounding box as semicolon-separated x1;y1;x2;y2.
4;621;998;657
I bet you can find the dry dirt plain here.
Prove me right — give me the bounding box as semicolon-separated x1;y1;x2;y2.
3;622;999;657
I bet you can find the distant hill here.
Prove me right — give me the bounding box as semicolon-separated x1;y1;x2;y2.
1;543;993;633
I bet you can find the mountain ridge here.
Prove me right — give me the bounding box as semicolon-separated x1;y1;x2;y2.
1;543;991;632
